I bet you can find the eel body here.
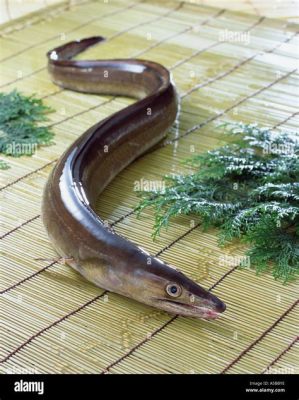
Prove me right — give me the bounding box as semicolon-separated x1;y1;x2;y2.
42;37;226;319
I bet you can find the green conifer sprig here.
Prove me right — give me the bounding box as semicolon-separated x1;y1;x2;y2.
137;123;299;283
0;90;55;166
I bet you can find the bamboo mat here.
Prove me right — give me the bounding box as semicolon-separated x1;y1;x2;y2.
1;0;298;25
0;0;298;374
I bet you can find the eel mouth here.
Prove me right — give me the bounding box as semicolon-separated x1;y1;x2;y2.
156;298;223;320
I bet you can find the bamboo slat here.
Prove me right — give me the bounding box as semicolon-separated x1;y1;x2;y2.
0;0;298;374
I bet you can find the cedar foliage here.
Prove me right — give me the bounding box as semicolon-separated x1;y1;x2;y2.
137;123;299;283
0;90;54;168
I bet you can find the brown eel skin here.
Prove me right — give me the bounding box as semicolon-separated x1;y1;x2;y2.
42;37;226;319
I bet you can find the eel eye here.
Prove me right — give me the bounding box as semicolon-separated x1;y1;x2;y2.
166;283;182;297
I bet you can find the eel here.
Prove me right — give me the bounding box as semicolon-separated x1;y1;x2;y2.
42;36;226;319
